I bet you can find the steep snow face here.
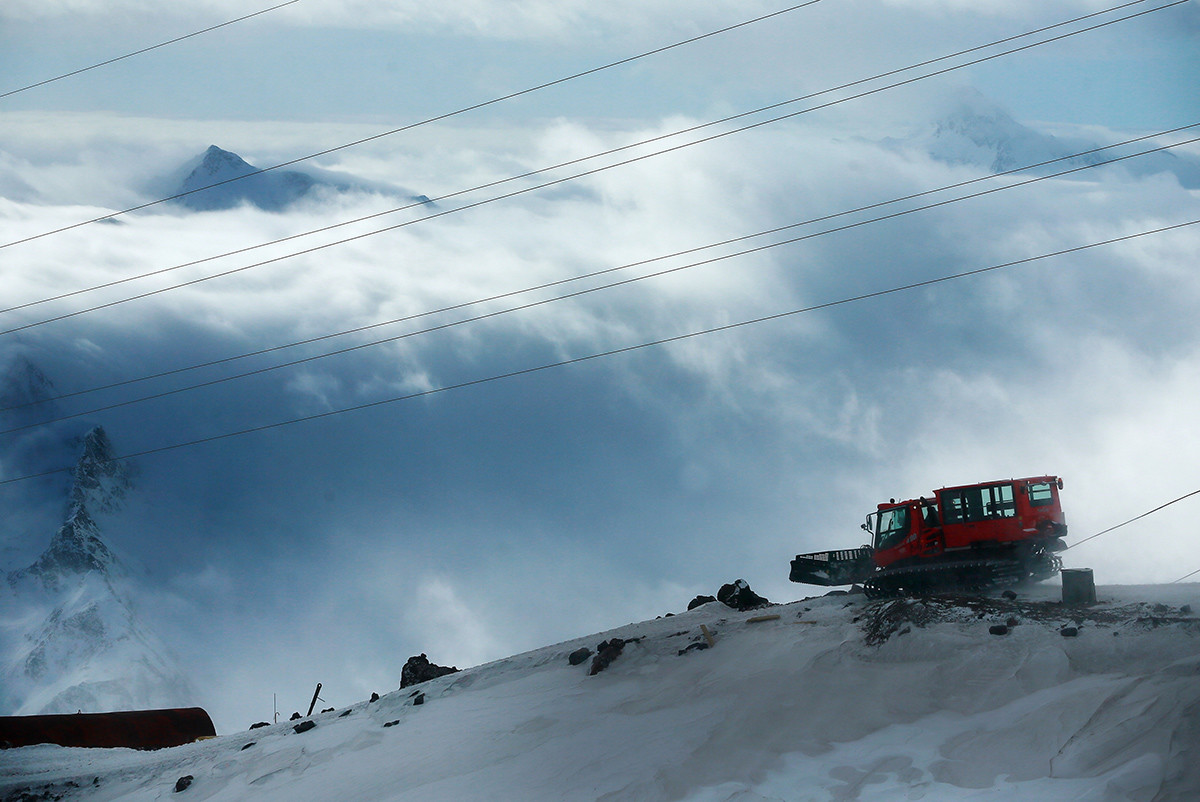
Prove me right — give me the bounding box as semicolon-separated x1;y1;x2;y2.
2;583;1196;801
1;428;194;716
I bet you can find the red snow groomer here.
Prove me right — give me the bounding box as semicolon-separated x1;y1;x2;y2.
791;476;1068;598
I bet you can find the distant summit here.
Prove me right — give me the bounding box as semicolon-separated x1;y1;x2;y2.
169;145;430;212
889;89;1200;187
174;145;316;212
2;427;193;716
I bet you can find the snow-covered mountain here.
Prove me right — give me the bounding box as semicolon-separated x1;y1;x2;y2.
1;428;194;717
2;581;1196;800
168;145;430;212
893;90;1200;187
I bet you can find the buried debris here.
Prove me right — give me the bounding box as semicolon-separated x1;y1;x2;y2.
401;654;460;689
568;647;593;666
589;639;626;675
174;776;193;793
293;720;316;734
717;579;771;611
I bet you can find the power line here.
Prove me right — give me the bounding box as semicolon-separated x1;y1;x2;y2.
1;0;1184;334
1067;488;1200;551
1;216;1194;487
1;0;1171;315
0;2;824;249
0;1;301;100
5;134;1196;433
1174;567;1200;583
4;122;1192;417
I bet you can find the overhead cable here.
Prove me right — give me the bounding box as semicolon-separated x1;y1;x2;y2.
1;0;1185;334
5;134;1198;432
0;0;1173;315
1067;488;1200;551
1;216;1195;487
1173;567;1200;583
0;2;824;249
4;122;1193;416
0;1;301;100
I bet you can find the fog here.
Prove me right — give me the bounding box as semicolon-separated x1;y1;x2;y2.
2;0;1198;732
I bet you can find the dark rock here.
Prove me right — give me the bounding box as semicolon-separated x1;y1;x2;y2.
249;721;270;730
339;709;353;717
589;638;626;675
678;642;710;656
988;624;1009;636
1002;590;1018;600
293;720;316;734
321;707;334;714
568;647;593;666
383;720;399;728
289;712;301;721
687;595;717;611
1061;626;1079;637
174;775;193;793
1006;617;1019;628
400;654;460;689
241;742;256;751
369;693;380;703
413;693;425;706
717;579;771;611
1181;604;1192;614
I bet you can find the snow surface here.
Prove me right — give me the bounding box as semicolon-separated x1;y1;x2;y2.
2;582;1198;801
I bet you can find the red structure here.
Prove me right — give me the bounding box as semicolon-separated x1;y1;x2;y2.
0;707;216;750
791;476;1067;596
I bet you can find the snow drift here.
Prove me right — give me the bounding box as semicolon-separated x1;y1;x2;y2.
1;582;1197;800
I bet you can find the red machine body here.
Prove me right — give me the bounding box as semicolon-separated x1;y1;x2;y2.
869;476;1067;569
790;476;1068;595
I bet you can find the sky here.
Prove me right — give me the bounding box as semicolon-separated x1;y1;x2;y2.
1;0;1199;731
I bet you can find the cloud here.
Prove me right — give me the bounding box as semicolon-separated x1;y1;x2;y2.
2;81;1198;731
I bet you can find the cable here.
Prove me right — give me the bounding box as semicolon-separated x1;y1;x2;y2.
1174;567;1200;583
0;0;1171;317
0;2;824;249
5;122;1193;416
1067;488;1200;551
5;134;1196;433
2;0;1185;334
2;216;1194;487
0;1;301;100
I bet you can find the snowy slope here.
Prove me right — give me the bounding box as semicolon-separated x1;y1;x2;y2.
2;582;1197;801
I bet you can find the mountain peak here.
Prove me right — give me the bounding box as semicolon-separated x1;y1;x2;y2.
69;426;132;515
0;353;56;411
194;145;256;179
9;427;131;591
